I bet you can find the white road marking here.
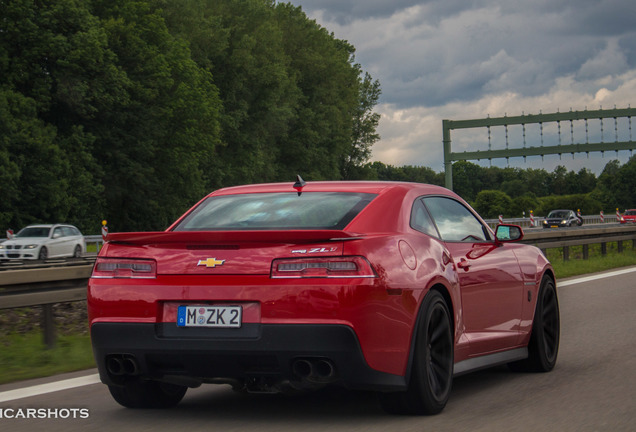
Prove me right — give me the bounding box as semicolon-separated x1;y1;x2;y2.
0;374;101;403
557;267;636;287
0;266;634;403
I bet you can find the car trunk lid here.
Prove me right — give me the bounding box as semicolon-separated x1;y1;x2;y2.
102;231;362;275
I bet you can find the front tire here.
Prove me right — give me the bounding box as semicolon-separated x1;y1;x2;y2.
38;247;48;260
379;290;454;415
108;380;187;409
510;276;560;372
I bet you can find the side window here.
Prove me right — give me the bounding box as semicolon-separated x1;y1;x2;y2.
53;227;63;238
410;199;439;238
422;196;490;242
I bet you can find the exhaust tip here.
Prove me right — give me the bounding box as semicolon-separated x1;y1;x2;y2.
292;359;313;378
314;359;335;379
106;356;124;376
123;357;139;375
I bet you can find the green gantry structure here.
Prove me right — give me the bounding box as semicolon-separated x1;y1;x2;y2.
442;107;636;190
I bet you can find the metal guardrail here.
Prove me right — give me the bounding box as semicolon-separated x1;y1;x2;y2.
2;225;636;347
84;234;104;252
521;224;636;254
484;214;619;228
0;262;93;348
0;263;93;307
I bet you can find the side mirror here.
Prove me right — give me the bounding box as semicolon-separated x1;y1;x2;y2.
495;224;523;243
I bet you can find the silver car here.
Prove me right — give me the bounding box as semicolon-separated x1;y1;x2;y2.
0;224;85;260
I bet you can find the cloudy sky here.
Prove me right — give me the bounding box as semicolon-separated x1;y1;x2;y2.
291;0;636;175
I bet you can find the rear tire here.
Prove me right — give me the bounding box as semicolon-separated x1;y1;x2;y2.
108;380;187;409
509;276;559;372
378;290;453;415
73;245;82;258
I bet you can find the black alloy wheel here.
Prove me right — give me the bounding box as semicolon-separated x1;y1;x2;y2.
509;276;560;372
378;290;454;415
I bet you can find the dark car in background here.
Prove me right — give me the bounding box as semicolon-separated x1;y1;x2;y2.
542;209;583;228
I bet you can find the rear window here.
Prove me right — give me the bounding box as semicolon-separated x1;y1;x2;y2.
173;192;376;231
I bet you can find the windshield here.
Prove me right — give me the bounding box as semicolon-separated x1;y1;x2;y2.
16;227;51;238
625;210;636;216
547;211;569;219
174;192;376;231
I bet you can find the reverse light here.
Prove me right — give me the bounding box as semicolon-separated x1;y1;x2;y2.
271;256;375;278
92;257;157;279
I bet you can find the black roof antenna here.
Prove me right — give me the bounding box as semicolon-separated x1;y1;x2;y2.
293;175;306;196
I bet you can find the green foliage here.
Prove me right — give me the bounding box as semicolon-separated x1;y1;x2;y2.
443;160;624;218
535;194;603;216
509;192;540;218
362;161;444;184
473;190;512;219
4;0;636;232
451;161;485;202
343;72;381;179
0;0;380;232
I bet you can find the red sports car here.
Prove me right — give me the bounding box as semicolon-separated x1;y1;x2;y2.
88;180;559;415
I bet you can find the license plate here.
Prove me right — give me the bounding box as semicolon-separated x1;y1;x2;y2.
550;225;558;228
177;305;242;328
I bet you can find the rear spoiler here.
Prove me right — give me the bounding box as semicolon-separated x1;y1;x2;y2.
105;230;365;245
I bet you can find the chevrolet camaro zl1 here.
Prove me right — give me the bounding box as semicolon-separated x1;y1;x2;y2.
88;179;559;415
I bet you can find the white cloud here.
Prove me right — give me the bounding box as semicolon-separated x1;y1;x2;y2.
578;38;629;80
373;70;636;174
293;0;636;175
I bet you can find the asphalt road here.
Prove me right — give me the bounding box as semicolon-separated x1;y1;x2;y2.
1;268;635;431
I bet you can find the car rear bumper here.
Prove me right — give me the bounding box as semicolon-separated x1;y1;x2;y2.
90;322;407;392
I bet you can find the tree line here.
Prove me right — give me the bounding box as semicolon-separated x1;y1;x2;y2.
357;159;636;219
2;0;635;234
0;0;380;233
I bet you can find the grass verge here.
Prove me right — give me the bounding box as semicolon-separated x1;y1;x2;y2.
0;245;635;386
546;243;636;278
0;332;95;385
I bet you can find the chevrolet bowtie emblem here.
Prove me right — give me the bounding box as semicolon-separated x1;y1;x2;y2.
197;258;225;268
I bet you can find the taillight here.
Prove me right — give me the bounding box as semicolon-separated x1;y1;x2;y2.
92;257;157;279
271;256;375;278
